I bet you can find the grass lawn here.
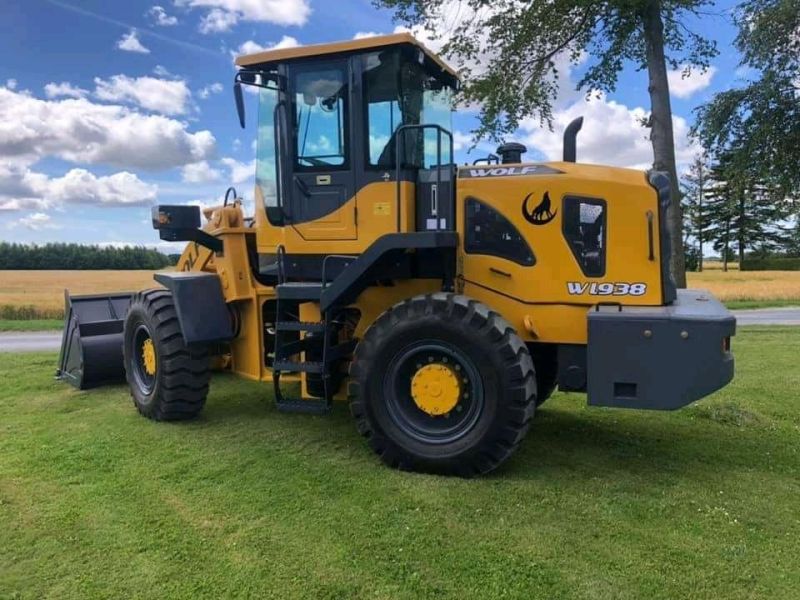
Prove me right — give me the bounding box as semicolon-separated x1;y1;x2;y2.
1;328;799;599
0;319;63;332
724;299;800;310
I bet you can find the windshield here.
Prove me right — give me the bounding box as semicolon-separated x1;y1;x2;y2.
293;64;348;168
256;86;280;211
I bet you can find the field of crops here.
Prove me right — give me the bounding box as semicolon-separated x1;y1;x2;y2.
0;271;161;319
0;268;797;322
687;270;800;307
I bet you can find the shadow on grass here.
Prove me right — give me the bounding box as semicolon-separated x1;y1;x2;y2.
74;372;779;486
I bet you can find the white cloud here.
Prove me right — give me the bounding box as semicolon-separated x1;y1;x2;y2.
233;36;299;59
148;5;178;26
116;30;150;54
177;0;311;32
221;157;254;184
181;160;222;183
44;81;89;99
667;66;717;99
198;8;239;33
153;65;175;78
0;163;158;211
198;82;224;99
452;130;473;152
5;79;17;90
14;212;61;231
0;87;215;171
94;75;192;115
47;169;157;205
353;31;382;40
519;93;698;170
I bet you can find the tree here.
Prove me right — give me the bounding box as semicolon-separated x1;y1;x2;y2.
376;0;719;287
700;156;789;270
682;153;712;271
0;242;173;270
702;164;736;271
693;0;800;198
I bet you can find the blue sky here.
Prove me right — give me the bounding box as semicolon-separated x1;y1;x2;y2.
0;0;744;250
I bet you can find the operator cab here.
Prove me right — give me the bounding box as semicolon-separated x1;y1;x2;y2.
234;33;458;248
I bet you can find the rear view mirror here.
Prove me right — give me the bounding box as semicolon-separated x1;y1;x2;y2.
234;82;245;129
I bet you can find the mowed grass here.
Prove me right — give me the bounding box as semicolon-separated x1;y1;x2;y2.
1;328;799;599
687;270;800;308
0;270;160;319
0;319;63;332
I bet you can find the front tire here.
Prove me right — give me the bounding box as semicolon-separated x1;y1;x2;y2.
349;294;537;476
123;289;210;421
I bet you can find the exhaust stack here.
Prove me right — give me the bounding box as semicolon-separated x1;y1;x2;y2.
563;117;584;162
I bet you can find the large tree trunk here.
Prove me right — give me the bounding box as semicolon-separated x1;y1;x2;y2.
642;0;687;288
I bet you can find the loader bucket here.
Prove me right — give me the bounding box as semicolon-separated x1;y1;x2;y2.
56;291;134;389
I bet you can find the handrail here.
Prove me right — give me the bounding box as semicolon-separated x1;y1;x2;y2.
473;154;499;165
276;244;286;284
393;123;455;233
273;101;287;222
321;254;356;290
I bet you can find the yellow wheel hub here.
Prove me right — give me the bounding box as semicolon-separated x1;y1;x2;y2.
410;363;461;416
142;337;157;376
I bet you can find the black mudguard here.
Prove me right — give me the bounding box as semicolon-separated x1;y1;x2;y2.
153;272;234;344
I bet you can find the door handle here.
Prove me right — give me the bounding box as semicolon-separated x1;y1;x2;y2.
646;210;655;261
489;267;511;278
431;183;438;217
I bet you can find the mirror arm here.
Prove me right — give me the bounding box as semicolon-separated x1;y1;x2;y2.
232;70;284;130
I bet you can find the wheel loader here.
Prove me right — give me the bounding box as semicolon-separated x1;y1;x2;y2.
57;33;736;476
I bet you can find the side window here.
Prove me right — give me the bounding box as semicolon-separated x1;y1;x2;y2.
464;197;535;266
362;49;454;169
293;64;348;168
562;196;606;277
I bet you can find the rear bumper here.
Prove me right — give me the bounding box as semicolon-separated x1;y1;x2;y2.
587;289;735;410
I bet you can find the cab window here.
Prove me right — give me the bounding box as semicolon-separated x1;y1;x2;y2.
562;196;606;277
362;49;454;169
292;63;348;169
464;197;535;266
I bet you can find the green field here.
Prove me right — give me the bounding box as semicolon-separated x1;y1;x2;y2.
0;319;63;332
722;299;800;310
1;328;799;599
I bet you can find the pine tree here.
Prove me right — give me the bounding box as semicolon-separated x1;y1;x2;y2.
682;154;712;271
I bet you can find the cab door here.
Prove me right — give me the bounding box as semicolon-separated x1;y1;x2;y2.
285;59;357;241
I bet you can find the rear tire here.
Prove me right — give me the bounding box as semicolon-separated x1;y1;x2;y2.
123;288;210;421
349;293;536;477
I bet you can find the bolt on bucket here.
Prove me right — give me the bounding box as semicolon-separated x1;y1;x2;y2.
56;291;134;389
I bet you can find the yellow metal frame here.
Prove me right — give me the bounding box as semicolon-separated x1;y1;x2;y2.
235;32;458;78
171;159;666;399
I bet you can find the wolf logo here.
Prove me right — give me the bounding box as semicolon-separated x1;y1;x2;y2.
522;191;557;225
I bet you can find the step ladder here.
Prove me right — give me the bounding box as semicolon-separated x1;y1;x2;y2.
271;248;356;414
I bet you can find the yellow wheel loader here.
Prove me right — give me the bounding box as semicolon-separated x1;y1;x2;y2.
57;33;735;476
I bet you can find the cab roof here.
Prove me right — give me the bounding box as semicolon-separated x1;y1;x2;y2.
234;32;458;79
